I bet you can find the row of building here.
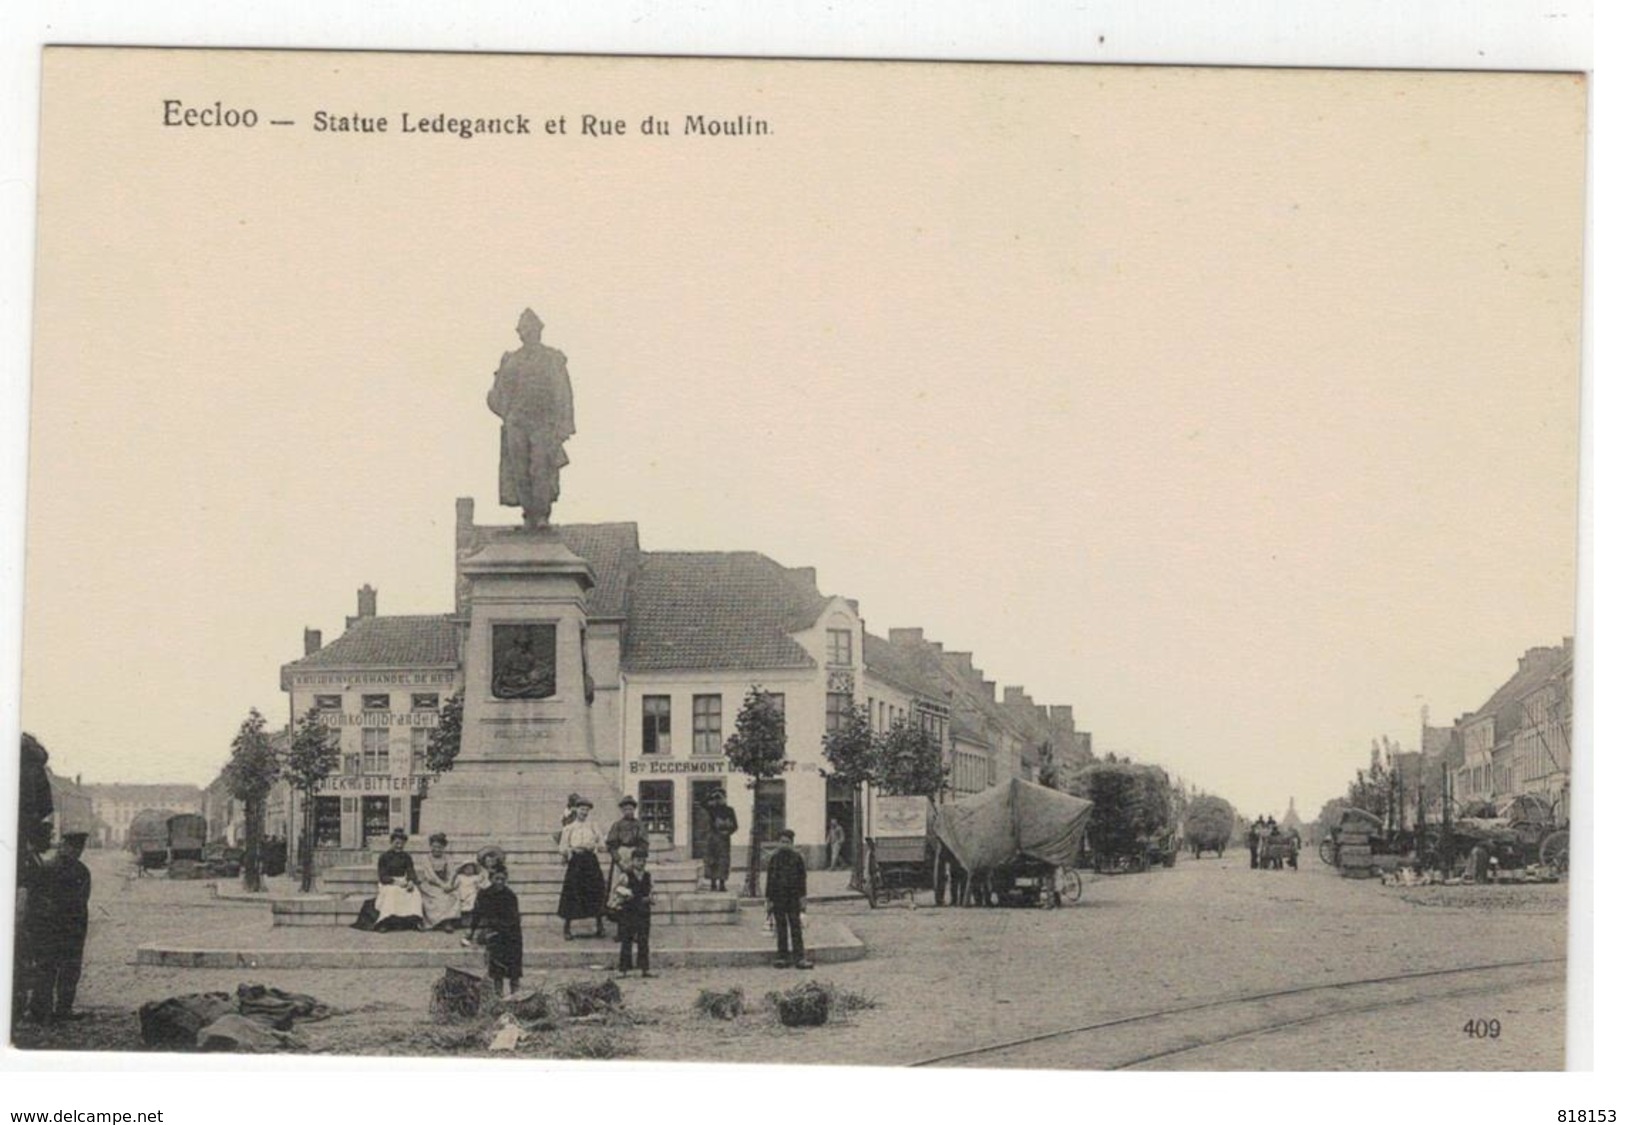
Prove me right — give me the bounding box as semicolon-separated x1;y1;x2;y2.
244;498;1096;864
1403;638;1574;824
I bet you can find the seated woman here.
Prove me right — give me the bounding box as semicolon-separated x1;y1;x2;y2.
417;832;462;932
372;828;425;932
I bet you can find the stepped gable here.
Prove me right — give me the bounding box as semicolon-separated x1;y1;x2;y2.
624;551;828;671
862;631;948;706
283;615;459;672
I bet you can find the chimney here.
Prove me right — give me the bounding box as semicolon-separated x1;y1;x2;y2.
1049;705;1074;732
358;584;377;619
456;497;475;551
979;679;997;701
1004;686;1028;707
945;652;976;678
890;627;926;646
303;628;323;656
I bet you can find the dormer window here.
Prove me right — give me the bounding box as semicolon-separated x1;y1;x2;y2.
826;628;852;667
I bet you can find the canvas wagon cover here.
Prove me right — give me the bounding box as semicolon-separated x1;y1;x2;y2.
935;778;1092;871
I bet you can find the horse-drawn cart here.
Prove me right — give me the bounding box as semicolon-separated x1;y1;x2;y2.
863;795;940;908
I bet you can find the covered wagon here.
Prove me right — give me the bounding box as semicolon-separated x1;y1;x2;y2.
934;779;1092;908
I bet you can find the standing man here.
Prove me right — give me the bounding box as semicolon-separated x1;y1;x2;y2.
825;817;846;870
1247;816;1263;869
487;307;575;531
702;790;738;893
765;829;813;970
28;832;92;1023
13;733;55;1026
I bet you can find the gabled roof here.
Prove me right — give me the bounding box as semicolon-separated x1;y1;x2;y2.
624;552;828;672
284;615;460;670
556;522;642;619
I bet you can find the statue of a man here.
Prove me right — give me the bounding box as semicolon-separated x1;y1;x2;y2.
488;308;575;529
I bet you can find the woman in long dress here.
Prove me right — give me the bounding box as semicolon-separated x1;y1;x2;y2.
556;798;605;939
373;828;424;931
418;832;461;931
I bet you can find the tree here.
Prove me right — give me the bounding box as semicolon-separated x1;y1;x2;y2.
821;703;875;892
223;708;281;893
724;685;787;897
425;690;464;775
284;705;339;893
873;720;950;798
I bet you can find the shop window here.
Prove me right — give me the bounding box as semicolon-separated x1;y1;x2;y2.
693;694;723;755
826;628;852;667
362;728;390;774
314;797;342;847
362;693;391;711
361;797;390;843
638;781;675;837
642;695;672;755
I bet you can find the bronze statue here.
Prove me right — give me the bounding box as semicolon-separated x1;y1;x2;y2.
488;308;575;529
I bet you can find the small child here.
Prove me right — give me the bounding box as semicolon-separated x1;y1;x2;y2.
465;864;524;996
452;861;483;929
612;851;657;978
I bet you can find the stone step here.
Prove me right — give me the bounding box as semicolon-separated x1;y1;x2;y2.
273;891;739;928
320;862;701;896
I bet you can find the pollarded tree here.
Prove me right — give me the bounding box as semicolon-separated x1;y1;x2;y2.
223;707;281;893
724;685;787;897
821;703;875;891
284;705;339;892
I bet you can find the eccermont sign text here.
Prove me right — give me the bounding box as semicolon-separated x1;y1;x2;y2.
627;759;803;776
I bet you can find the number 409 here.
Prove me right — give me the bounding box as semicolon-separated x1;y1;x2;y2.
1463;1018;1501;1039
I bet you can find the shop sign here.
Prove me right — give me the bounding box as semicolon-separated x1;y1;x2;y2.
314;775;433;795
628;758;803;776
318;711;440;728
292;671;456;687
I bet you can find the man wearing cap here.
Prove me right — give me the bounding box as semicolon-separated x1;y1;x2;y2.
702;790;739;893
765;829;813;970
27;831;91;1023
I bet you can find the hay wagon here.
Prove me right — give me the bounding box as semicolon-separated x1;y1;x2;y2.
935;779;1093;909
863;795;940;908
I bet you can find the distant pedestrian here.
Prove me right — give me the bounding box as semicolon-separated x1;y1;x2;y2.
825;818;846;870
1247;817;1265;869
611;853;657;978
27;831;91;1023
765;829;813;970
13;733;55;1027
466;864;524;996
702;790;738;892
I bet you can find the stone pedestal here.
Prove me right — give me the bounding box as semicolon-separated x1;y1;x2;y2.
422;529;622;839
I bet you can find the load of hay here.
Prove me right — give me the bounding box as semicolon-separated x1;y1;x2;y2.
1073;762;1173;865
1184;795;1236;857
695;987;746;1020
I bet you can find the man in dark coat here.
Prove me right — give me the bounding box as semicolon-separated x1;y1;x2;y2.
1247;817;1264;869
28;832;92;1023
765;829;812;970
702;790;738;892
466;864;524;995
13;733;55;1025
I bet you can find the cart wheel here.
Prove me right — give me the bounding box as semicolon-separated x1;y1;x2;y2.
1538;830;1569;875
1318;839;1337;866
1057;867;1083;904
866;851;881;909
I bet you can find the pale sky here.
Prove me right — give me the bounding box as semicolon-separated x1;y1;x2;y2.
18;52;1584;820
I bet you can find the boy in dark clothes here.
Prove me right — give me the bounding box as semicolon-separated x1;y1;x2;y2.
765;828;813;970
465;864;524;996
611;852;657;978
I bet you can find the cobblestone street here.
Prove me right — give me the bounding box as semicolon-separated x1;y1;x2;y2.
13;849;1568;1069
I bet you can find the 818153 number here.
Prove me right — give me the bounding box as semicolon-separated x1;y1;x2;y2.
1556;1113;1615;1122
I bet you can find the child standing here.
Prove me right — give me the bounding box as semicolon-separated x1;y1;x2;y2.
612;852;657;979
765;828;813;970
465;864;524;996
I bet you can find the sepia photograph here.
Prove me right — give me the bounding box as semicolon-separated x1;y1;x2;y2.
1;17;1598;1101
